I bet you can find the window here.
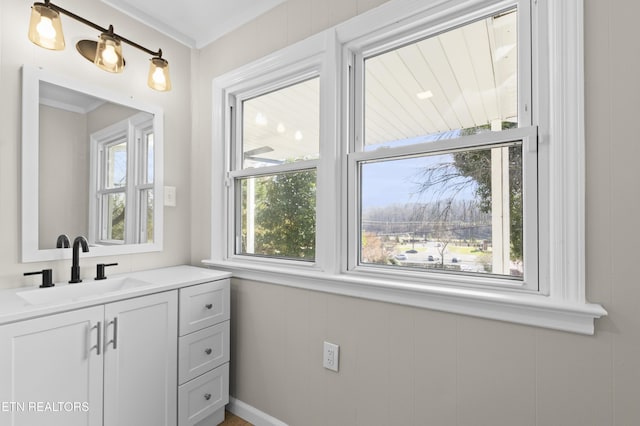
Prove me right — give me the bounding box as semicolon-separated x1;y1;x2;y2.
89;112;154;245
209;0;606;334
231;77;320;261
349;6;538;291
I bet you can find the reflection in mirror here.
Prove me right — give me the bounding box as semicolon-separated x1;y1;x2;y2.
22;65;164;262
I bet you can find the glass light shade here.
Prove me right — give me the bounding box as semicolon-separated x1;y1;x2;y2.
28;4;65;50
147;57;172;92
95;33;124;73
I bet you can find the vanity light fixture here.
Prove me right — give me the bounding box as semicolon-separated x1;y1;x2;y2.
28;0;172;91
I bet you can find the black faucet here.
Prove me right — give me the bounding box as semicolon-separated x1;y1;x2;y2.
56;234;70;248
69;236;89;283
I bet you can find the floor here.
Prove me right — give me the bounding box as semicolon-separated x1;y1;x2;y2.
220;411;253;425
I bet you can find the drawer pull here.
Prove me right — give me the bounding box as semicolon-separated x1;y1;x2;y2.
205;348;212;355
205;303;213;310
112;317;119;350
204;393;212;401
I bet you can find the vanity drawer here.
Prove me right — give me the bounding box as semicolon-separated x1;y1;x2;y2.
179;321;230;384
178;363;229;426
179;279;230;335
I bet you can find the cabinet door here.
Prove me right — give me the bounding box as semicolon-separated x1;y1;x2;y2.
103;291;177;426
0;306;104;426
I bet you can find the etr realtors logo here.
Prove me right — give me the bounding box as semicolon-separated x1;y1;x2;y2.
1;401;89;412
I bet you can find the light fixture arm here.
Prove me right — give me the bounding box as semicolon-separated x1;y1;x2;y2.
39;0;163;58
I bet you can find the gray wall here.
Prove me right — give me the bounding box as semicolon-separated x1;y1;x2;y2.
193;0;639;425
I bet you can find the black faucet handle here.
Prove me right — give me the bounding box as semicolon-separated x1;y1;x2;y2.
95;263;118;280
24;269;54;288
56;234;70;248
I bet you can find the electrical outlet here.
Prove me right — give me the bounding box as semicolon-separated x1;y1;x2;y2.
323;341;339;372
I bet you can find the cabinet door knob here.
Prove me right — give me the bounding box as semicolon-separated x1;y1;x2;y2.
204;393;211;401
205;303;213;310
205;348;212;355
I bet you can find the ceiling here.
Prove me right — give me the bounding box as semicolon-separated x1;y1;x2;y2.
42;3;518;169
100;0;286;49
40;81;106;114
241;9;519;166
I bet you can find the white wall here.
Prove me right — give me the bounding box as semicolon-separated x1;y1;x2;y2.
39;105;88;248
193;0;640;424
0;0;193;287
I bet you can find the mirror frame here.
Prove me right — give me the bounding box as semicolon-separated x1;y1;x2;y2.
21;65;164;262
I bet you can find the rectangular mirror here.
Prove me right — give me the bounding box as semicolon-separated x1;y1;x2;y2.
22;65;164;262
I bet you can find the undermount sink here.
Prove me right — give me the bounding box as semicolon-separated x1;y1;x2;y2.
17;277;153;305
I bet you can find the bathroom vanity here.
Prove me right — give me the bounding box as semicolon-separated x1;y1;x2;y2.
0;265;231;426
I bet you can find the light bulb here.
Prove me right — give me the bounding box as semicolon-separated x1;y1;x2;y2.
277;123;286;133
416;90;433;100
294;130;303;141
152;68;166;89
255;113;268;126
101;45;118;65
36;17;56;40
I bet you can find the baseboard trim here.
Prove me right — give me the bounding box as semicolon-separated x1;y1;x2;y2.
227;397;288;426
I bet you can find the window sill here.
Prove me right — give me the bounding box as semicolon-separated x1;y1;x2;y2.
202;259;606;335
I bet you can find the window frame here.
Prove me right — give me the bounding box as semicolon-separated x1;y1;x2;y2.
206;0;607;334
229;73;321;262
213;37;334;272
134;121;155;244
345;1;539;292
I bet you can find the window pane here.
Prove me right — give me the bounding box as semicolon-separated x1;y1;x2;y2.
364;9;517;151
237;170;316;260
145;133;154;184
242;78;319;168
140;189;154;243
106;141;127;188
360;143;523;278
102;193;125;242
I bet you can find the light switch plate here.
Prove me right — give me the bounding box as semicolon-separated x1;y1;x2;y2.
164;186;176;206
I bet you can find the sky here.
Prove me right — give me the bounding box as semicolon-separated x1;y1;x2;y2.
361;130;477;208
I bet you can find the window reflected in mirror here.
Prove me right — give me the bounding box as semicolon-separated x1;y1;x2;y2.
90;112;154;245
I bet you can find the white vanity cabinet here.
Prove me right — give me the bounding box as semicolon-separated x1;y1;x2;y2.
0;290;177;426
103;291;178;426
178;279;230;426
0;306;104;426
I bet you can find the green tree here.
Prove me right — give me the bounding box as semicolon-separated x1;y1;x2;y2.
254;170;316;259
417;123;523;261
451;146;522;260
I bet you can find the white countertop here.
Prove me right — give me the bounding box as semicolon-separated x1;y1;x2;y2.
0;265;231;326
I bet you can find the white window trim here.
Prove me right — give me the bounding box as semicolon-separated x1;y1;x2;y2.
205;0;607;335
